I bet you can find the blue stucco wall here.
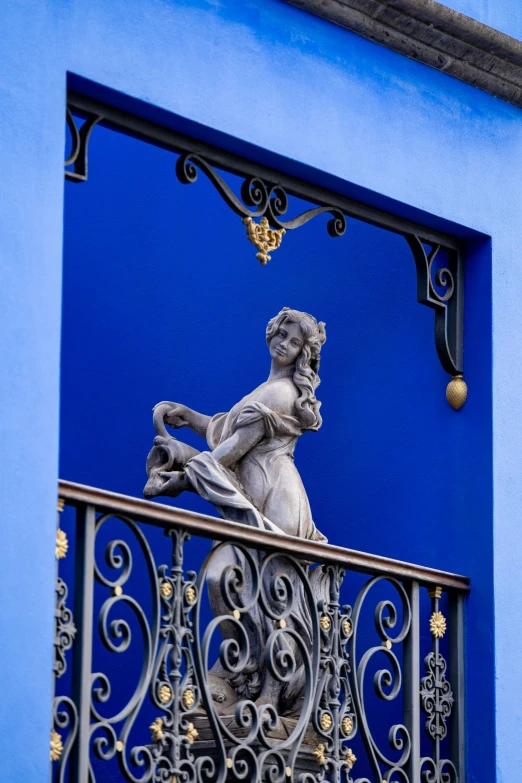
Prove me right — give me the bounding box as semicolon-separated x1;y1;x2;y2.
1;1;520;781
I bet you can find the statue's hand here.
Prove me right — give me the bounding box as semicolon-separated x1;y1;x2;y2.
154;402;191;429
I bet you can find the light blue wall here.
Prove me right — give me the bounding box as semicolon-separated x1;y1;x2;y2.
1;0;521;781
443;0;522;40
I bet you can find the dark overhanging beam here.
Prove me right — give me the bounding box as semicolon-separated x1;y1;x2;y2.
283;0;522;108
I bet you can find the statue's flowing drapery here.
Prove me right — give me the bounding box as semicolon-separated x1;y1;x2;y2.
146;393;328;712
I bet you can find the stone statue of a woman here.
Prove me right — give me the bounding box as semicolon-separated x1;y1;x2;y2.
144;307;328;714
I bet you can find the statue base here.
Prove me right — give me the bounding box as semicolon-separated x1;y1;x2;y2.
189;711;323;775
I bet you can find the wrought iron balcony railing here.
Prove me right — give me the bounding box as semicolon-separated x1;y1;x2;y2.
52;479;468;783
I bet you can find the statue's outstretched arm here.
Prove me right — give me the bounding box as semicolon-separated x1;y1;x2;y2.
212;421;264;468
153;401;212;438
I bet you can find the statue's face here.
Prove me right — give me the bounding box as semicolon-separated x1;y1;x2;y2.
269;320;304;367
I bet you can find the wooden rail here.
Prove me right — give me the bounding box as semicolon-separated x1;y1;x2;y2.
59;479;470;592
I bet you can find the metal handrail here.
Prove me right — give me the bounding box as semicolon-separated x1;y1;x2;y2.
59;479;469;592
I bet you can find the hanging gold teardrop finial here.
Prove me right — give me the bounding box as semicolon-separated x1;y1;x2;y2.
446;374;468;410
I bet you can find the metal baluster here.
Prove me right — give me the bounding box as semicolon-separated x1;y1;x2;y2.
429;588;441;771
449;592;466;783
404;580;420;783
71;502;96;783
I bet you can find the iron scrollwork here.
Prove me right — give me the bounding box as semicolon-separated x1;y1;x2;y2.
65;107;102;183
52;499;78;780
175;152;347;264
189;542;322;783
405;236;466;408
51;490;467;783
54;577;77;678
419;588;458;783
89;513;161;783
149;528;202;783
349;576;412;783
312;564;357;783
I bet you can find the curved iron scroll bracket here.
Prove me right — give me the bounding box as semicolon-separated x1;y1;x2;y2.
65;108;102;183
405;235;466;408
175;152;346;264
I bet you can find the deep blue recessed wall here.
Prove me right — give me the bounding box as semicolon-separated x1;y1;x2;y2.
60;119;492;783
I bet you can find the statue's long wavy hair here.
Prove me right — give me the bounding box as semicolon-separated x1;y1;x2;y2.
266;307;326;432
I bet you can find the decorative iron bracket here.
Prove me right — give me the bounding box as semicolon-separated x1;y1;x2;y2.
175;152;347;263
65;108;102;183
405;236;466;409
64;97;466;408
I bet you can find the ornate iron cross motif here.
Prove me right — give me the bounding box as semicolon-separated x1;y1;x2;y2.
419;586;458;783
64;95;466;407
420;651;455;740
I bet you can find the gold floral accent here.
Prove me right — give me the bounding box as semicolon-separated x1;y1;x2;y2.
56;528;68;560
278;619;286;629
150;717;164;742
226;759;233;770
345;749;357;769
430;611;447;639
320;712;333;731
186;586;196;603
186;722;199;744
160;581;173;599
182;688;195;709
116;741;124;753
319;615;331;631
159;684;172;703
243;216;286;266
341;716;353;735
285;767;292;777
428;586;443;599
313;744;326;766
57;498;65;513
50;729;63;762
342;619;351;635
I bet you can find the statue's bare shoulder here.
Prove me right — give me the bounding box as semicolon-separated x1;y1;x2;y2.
255;378;298;416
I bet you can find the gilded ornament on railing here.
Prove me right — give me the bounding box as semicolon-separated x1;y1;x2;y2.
185;586;196;603
342;618;351;635
345;749;357;769
160;580;173;598
50;729;63;762
185;723;199;744
243;216;285;265
320;712;333;731
342;716;353;734
430;610;447;638
56;528;68;560
159;684;172;703
181;688;195;709
319;614;331;630
150;717;164;742
313;744;326;766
